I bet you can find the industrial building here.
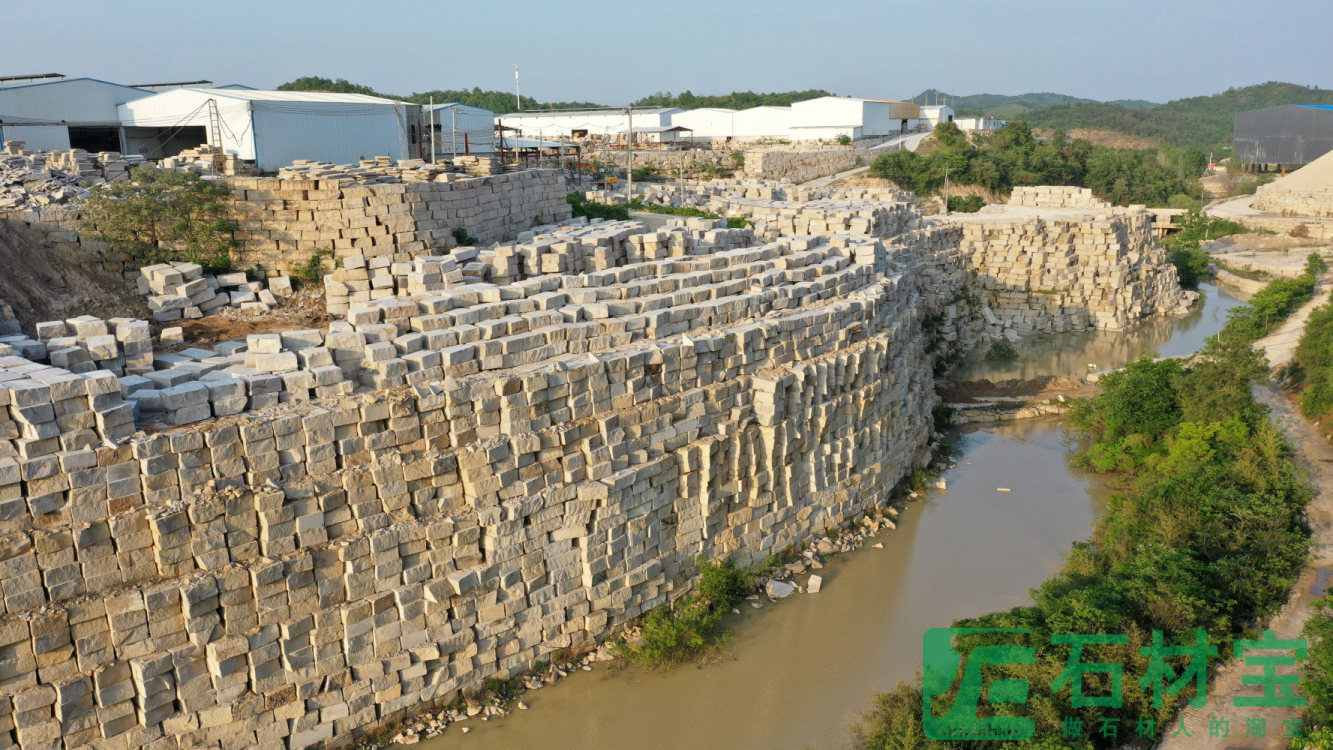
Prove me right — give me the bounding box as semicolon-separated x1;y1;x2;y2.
1235;105;1333;168
118;88;423;172
0;77;151;152
423;102;495;155
954;116;1006;133
500;108;680;141
657;97;923;142
919;104;955;129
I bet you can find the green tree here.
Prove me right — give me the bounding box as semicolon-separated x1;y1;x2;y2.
80;166;237;273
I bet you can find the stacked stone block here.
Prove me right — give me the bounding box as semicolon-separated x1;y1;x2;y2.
228;169;570;272
1007;186;1109;210
945;209;1189;334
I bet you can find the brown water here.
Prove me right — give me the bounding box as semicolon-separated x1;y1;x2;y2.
417;287;1241;750
951;283;1244;381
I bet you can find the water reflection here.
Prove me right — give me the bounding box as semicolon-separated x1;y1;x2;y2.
951;283;1244;381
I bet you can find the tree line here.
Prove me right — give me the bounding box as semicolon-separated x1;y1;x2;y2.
869;121;1208;208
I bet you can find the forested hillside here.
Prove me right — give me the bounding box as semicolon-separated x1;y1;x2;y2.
1022;81;1333;149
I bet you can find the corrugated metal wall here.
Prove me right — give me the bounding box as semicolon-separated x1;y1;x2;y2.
1235;105;1333;165
252;102;411;171
0;124;70;150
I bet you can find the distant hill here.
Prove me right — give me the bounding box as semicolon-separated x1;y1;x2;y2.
1020;81;1333;150
276;76;602;113
631;90;834;110
911;89;1159;118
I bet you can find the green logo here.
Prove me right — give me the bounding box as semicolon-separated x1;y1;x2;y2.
923;627;1035;741
922;627;1308;742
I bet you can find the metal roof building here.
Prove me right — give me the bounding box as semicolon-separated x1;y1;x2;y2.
423;102;495;155
118;88;423;172
1235;105;1333;167
0;77;151;152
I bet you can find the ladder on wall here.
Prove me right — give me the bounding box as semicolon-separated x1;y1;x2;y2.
205;99;225;174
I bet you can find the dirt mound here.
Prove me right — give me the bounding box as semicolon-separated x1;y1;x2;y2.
0;219;148;332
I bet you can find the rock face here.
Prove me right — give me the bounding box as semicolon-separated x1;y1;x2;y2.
0;177;1192;748
944;190;1188;336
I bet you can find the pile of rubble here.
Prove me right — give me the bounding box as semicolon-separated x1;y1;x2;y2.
137;262;294;321
0;140;142;211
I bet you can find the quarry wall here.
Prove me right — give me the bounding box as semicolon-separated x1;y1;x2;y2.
0;227;953;749
0;177;1195;749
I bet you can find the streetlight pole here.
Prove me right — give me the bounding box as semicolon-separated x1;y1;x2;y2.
626;105;633;204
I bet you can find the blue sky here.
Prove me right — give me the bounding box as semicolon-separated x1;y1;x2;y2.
7;0;1331;105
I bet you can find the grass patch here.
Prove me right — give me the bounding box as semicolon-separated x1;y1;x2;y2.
567;193;630;221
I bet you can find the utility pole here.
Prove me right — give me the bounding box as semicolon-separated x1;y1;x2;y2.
626;105;633;203
450;106;457;158
514;64;521;110
943;166;950;215
429;96;436;163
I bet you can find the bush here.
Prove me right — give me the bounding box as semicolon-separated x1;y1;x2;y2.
452;227;478;246
80;166;238;273
292;249;333;283
836;134;852;146
946;194;985;213
614;556;758;668
983;340;1018;362
1301;598;1333;736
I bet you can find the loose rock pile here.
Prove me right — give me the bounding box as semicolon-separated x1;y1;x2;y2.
0;141;141;211
137;263;294;322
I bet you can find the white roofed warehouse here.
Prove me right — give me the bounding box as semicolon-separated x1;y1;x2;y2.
0;76;150;152
118;88;423;172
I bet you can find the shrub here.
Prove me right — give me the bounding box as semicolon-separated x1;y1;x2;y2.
566;193;630;221
946;194;985;213
80;166;238;273
614;556;758;668
1291;223;1311;238
983;340;1018;362
730;151;746;169
292;249;333;283
836;134;852;146
1302;598;1333;736
452;227;478;246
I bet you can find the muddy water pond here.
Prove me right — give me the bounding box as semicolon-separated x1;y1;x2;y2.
418;287;1241;750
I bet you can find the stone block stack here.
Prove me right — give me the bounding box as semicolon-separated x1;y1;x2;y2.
227;169;569;272
1007;186;1110;210
136;263;293;321
945;207;1189;335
